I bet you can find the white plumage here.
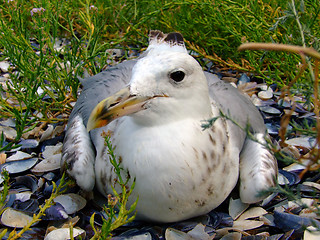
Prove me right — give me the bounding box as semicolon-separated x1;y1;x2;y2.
62;31;277;222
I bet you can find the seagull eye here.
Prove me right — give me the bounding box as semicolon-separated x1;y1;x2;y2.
170;71;185;82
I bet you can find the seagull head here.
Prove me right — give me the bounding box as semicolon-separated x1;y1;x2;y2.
87;31;212;131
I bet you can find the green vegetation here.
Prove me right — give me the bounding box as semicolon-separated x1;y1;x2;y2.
0;0;318;134
90;135;137;239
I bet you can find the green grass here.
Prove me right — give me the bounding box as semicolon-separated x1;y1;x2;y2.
0;0;318;145
0;0;320;238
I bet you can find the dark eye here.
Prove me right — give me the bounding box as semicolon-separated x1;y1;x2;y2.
170;71;185;82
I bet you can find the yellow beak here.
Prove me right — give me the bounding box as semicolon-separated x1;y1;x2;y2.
87;86;167;132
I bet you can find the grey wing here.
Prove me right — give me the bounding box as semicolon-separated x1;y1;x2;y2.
205;72;266;134
61;60;137;191
205;72;277;203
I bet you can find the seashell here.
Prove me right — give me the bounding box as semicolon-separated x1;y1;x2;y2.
258;89;273;100
1;207;35;228
13;198;39;212
40;136;64;152
53;193;86;215
42;202;68;220
273;211;320;232
15;192;32;202
18;139;39;149
1;158;38;174
295;103;308;114
273;200;289;213
12;175;38;193
257;83;268;91
106;48;125;58
36;86;44;95
232;219;264;231
114;228;154;240
0;118;16;128
43;182;55;197
285;137;317;149
299;206;319;219
251;94;264;107
4;194;16;208
42;172;56;181
277;98;291;108
0;61;10;72
165;228;184;239
37;177;46;189
298;184;320;197
6;151;32;162
299;112;316;123
261;192;278;207
44;227;85;240
170;219;203;233
302;182;320;191
228;197;249;220
208;211;233;229
260;214;275;226
265;122;279;135
39;125;54;142
42;142;63;158
52;124;65;137
277;169;300;185
283;109;298;116
165;226;212;240
259;106;281;115
281;145;301;160
0;125;17;141
220;232;241;240
187;223;213;240
2;73;10;78
304;226;320;240
31;154;61;173
287;198;314;212
238;73;251;85
283;159;312;172
237;207;267;221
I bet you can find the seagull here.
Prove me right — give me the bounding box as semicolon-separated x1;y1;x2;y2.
61;30;278;223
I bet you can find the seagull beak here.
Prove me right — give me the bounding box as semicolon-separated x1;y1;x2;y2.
87;86;167;131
